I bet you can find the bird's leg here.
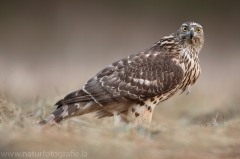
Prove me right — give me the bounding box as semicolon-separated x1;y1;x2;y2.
113;111;128;127
127;98;157;128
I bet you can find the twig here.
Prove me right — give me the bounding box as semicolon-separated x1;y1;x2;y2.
32;94;36;113
201;114;207;126
43;106;46;118
215;112;218;119
0;116;3;124
211;112;218;126
1;69;16;101
222;112;225;124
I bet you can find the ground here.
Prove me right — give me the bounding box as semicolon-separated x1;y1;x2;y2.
0;89;240;159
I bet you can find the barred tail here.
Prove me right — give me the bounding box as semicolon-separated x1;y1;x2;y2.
38;101;97;126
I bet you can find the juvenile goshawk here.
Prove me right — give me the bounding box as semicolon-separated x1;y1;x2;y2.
39;22;204;127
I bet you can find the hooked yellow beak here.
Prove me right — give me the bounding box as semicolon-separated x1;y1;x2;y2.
189;27;194;39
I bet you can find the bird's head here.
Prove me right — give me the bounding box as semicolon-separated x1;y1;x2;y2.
177;22;204;52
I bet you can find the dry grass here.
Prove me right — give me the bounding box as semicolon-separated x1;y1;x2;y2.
1;95;240;159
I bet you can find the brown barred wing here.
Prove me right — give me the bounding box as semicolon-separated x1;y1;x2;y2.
83;52;184;106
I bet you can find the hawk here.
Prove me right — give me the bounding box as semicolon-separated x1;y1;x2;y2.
39;22;204;127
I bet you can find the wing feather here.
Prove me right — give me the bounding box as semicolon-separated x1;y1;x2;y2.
83;51;184;106
55;50;184;108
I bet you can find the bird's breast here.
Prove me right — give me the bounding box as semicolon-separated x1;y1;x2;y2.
180;52;201;92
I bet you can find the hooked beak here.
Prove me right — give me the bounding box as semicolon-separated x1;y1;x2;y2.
189;27;194;39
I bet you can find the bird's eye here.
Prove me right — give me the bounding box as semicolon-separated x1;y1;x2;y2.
182;27;187;32
196;28;201;33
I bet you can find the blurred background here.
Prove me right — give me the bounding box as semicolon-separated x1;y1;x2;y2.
1;0;240;124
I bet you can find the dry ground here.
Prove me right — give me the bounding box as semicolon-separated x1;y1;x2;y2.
0;91;240;159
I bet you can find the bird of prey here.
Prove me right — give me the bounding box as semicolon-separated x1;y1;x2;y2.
39;22;204;128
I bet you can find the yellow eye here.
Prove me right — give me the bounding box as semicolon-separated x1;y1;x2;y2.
182;27;187;32
197;28;201;33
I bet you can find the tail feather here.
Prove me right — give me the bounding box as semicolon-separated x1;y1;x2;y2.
54;89;92;106
39;101;97;126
